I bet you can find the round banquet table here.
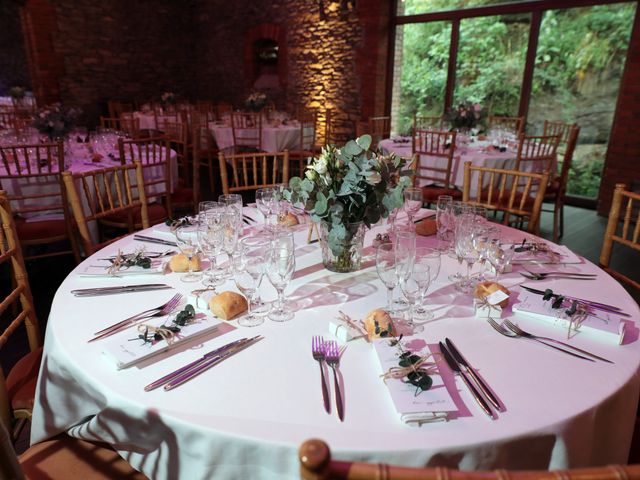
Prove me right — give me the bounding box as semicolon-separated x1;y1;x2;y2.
209;122;313;152
31;211;640;479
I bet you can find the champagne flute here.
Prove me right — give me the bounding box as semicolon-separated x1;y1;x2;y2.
219;193;243;229
375;243;399;312
436;195;453;250
255;187;275;230
175;224;202;283
454;217;480;293
403;187;423;226
391;229;415;311
399;259;430;334
233;246;268;327
267;231;296;322
197;213;225;291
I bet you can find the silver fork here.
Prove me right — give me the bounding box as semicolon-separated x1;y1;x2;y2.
325;340;344;421
486;318;594;362
503;319;612;363
519;270;596;281
311;336;330;414
89;293;183;342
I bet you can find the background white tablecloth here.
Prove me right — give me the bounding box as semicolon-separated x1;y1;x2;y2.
31;213;640;479
210;123;312;152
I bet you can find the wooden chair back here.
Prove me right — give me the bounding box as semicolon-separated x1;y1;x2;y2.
298;111;317;151
514;134;561;175
599;183;640;290
413;129;457;189
321;108;335;147
107;100;133;119
0;141;78;261
118;113;141;138
0;191;40;431
543;120;577;146
99;116;120;132
231;112;262;151
554;125;580;197
193;125;218;196
488;115;524;135
218;151;289;195
62;163;149;256
462;161;549;234
153;109;180;133
299;438;640;480
0;111;20;130
117;136;172;213
413;114;444;132
216;102;233;120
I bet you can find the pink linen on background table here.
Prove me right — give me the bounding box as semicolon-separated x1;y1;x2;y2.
209;122;313;152
30;209;640;480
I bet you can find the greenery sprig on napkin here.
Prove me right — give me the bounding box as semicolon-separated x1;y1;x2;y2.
381;334;437;396
107;248;152;275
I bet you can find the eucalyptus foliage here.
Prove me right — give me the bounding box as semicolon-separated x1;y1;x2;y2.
284;134;413;254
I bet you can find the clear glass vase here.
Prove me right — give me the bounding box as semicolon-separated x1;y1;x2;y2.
318;221;366;273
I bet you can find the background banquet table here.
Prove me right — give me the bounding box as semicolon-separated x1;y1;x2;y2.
209;122;313;152
380;138;528;195
30;212;640;479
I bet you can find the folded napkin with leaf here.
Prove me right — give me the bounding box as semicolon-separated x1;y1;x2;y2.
373;340;456;426
507;241;582;265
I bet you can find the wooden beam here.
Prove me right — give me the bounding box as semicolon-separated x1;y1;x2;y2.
384;0;398;117
518;10;542;121
444;19;460;113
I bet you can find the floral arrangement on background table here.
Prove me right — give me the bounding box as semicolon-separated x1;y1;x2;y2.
285;134;413;272
8;86;26;100
245;91;268;112
446;100;486;131
32;103;80;140
160;91;176;109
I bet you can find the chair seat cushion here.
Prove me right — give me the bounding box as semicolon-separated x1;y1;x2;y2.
421;186;462;202
20;434;149;480
15;217;67;242
6;347;42;411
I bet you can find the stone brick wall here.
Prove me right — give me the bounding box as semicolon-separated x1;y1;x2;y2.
0;1;31;94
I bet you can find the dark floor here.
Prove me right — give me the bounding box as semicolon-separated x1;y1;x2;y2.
3;202;640;454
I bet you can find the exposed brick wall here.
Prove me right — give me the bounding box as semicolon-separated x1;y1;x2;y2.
21;0;196;124
598;9;640;215
0;1;30;94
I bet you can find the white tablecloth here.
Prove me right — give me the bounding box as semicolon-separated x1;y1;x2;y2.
31;212;640;479
210;123;312;152
380;139;522;194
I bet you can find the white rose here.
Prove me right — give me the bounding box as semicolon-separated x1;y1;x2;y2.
314;157;328;175
367;172;382;185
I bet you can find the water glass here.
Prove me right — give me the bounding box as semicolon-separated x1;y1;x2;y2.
403;187;423;226
256;187;276;230
175;224;202;283
239;234;272;314
399;259;430;334
375;243;399;312
436;195;453;249
233;245;268;327
267;231;296;322
412;247;441;322
197;213;225;290
219;193;243;228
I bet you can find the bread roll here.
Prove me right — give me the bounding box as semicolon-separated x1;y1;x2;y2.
209;291;248;320
169;253;202;272
474;281;510;308
363;308;395;339
279;212;299;227
91;153;103;163
416;218;437;236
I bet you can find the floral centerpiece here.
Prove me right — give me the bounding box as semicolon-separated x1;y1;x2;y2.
245;91;268;112
160;91;176;108
446;100;485;132
32;103;80;140
8;86;26;100
284;134;413;272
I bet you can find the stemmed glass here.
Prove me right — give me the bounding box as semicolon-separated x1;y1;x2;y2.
220;211;240;277
399;255;430;334
266;231;296;322
436;195;453;251
392;229;416;311
256;187;275;230
219;193;243;229
233;241;269;327
403;187;423;226
488;242;516;282
412;247;441;322
375;243;399;312
454;216;480;293
197;213;225;291
239;235;272;314
175;224;202;283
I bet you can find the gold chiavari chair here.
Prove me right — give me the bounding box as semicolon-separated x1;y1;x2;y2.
0;141;80;262
99;116;120;132
462;161;549;234
62;163;149;257
542;124;580;241
0;191;41;441
414;114;444;131
414;129;461;205
107;99;133;119
514;134;561;175
290;110;317;176
218;150;289;196
0;110;19;130
193;125;219;197
110;136;172;228
488;115;524;136
298;438;640;480
156;119;189;182
118;112;141;138
216;102;233;120
357;116;390;150
599;183;640;291
231;111;263;153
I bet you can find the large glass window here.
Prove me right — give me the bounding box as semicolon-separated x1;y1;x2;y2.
528;3;636;199
454;13;530;115
391;21;451;135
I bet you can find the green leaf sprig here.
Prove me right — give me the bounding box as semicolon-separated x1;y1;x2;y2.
107;248;152;275
381;334;434;396
134;304;196;346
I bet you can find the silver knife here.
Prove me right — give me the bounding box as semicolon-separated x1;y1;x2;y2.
445;338;502;411
71;284;172;296
133;235;178;247
439;341;495;420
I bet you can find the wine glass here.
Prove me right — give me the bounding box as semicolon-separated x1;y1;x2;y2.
219;193;243;229
175;224;202;283
199;200;222;215
488;242;516;282
220;211;239;276
454;216;480;293
233;244;268;327
239;235;272;314
399;258;430;334
436;195;453;250
255;187;275;230
375;242;399;312
412;247;441;322
266;231;296;322
391;229;416;311
403;187;423;226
